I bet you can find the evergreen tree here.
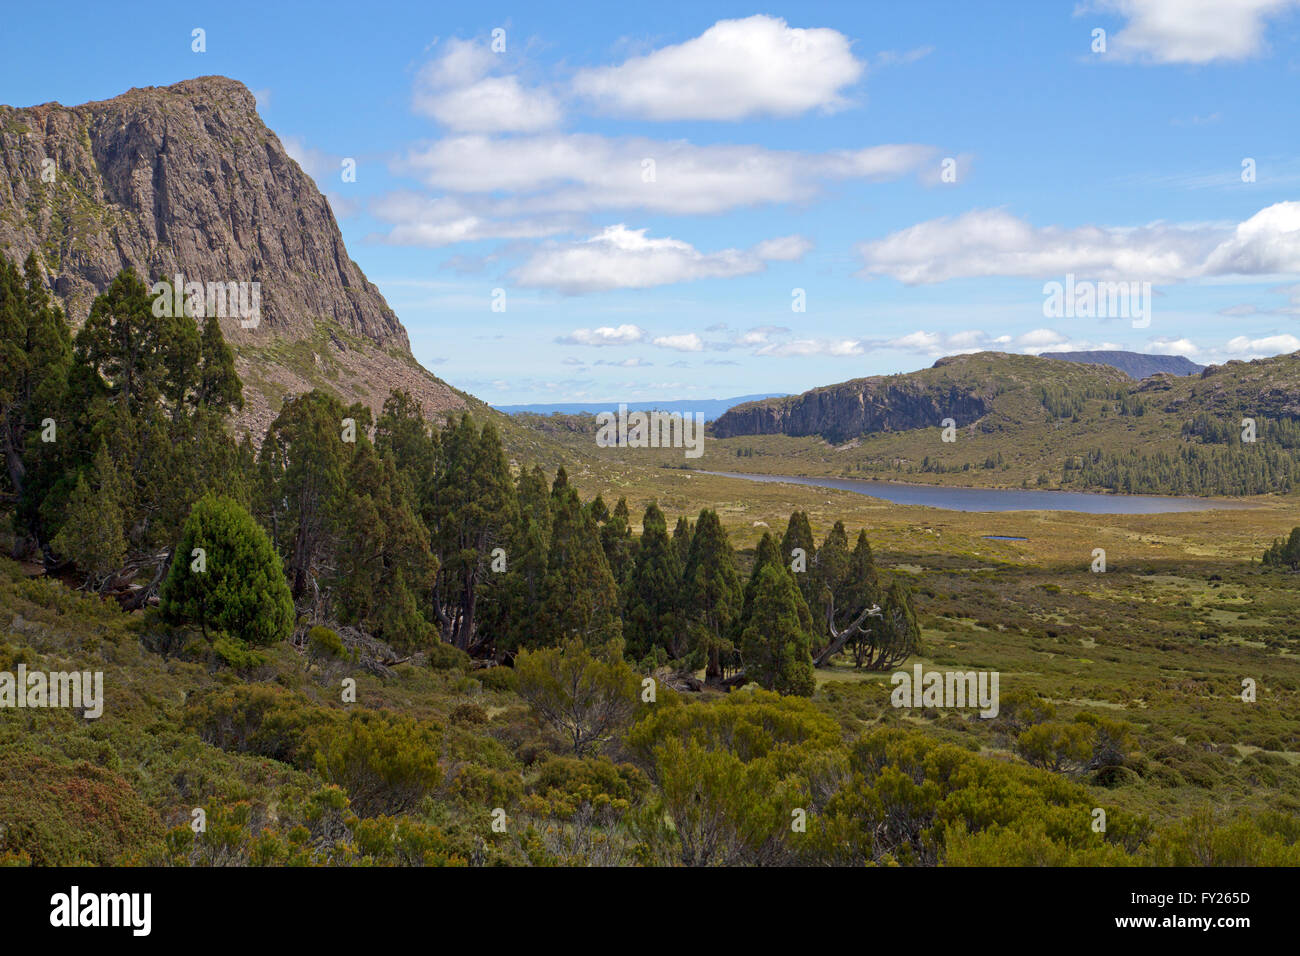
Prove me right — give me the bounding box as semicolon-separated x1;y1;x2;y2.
160;494;294;646
682;509;743;681
738;532;814;645
622;502;684;662
537;487;621;646
195;316;243;413
426;415;517;651
856;580;921;671
0;255;71;508
672;515;693;567
335;442;438;650
496;465;553;652
375;389;438;495
257;390;353;599
600;496;636;586
782;510;818;609
1262;527;1300;571
739;563;816;697
49;443;125;588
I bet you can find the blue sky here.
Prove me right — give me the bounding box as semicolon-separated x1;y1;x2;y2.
4;1;1300;404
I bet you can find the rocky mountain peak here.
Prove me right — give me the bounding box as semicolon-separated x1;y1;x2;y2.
0;76;465;436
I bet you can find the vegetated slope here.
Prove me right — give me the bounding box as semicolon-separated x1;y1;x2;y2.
1046;350;1204;379
707;351;1300;495
0;76;464;439
712;352;1132;442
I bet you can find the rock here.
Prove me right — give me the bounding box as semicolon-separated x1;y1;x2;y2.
0;76;465;438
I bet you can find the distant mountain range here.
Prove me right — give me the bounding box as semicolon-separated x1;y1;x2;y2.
1043;350;1204;379
711;349;1297;443
495;394;787;422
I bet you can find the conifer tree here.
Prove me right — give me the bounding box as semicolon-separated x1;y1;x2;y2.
537;487;621;646
781;510;818;610
682;509;743;681
739;563;816;696
600;496;636;586
195;316;243;413
160;493;294;647
257;390;353;599
1;254;73;546
496;465;552;652
49;443;125;588
738;532;814;645
672;515;693;567
622;502;684;661
335;442;437;650
427;415;517;651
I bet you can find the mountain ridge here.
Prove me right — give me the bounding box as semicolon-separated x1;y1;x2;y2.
0;75;465;437
1043;350;1204;379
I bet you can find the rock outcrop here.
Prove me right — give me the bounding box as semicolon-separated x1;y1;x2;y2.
0;76;465;437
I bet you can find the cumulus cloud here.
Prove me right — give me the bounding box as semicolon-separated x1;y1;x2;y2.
572;16;864;120
652;333;705;352
414;38;561;133
555;324;646;346
398;135;933;217
857;202;1300;284
1086;0;1300;64
370;193;577;246
1223;332;1300;356
1202;202;1300;274
513;225;807;293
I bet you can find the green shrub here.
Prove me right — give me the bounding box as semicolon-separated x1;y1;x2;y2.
313;710;442;816
160;494;294;646
478;665;517;692
426;641;471;671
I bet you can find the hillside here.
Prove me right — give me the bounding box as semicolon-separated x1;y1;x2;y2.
704;351;1300;495
0;76;466;438
1047;350;1204;379
712;352;1133;441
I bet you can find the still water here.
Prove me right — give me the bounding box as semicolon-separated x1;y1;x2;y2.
702;472;1254;514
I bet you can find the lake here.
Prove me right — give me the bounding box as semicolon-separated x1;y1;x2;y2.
700;472;1255;514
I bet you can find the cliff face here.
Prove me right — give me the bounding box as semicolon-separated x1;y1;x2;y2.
710;352;1140;442
712;377;993;442
0;76;464;436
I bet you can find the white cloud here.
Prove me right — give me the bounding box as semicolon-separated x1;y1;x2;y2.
857;202;1300;284
652;333;704;352
755;338;864;357
595;357;653;367
399;135;932;216
1223;332;1300;357
573;15;864;120
753;235;813;261
414;38;561;133
369;192;576;246
555;323;647;346
1087;0;1300;64
1202;201;1300;274
1146;337;1202;356
513;224;796;293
